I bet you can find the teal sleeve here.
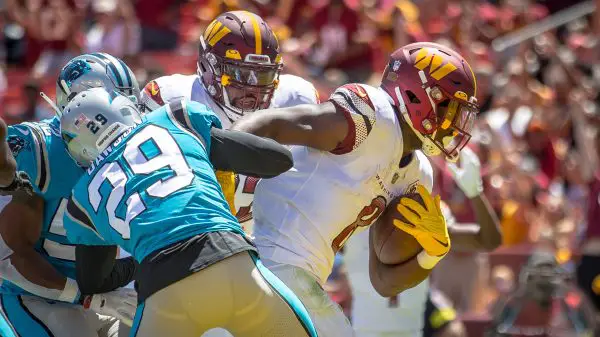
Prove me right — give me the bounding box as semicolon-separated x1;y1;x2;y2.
63;193;111;246
184;100;222;151
7;123;48;195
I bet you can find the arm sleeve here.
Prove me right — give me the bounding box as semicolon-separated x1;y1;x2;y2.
7;123;50;195
75;245;136;295
209;128;293;178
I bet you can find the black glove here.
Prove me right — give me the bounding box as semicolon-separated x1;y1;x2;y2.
0;171;34;196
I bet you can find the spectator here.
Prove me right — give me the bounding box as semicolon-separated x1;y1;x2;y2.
134;0;185;51
6;0;85;80
302;0;375;83
18;79;51;122
84;0;140;59
487;251;597;337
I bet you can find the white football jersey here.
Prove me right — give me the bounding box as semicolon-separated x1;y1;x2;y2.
140;73;319;233
344;228;428;333
252;83;434;284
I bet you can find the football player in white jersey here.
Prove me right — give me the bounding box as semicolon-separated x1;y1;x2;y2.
232;42;479;336
140;10;319;234
344;146;501;337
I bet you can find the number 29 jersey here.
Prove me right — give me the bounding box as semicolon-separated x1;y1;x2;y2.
63;100;243;262
252;84;434;284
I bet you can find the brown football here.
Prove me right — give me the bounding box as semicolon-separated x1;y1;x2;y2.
371;193;424;265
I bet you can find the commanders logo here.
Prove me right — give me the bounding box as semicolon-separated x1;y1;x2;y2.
7;135;28;157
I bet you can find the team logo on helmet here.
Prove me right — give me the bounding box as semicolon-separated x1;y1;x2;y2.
62;60;92;86
143;81;165;106
413;48;458;80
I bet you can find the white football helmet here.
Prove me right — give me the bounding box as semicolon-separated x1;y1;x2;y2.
60;88;142;167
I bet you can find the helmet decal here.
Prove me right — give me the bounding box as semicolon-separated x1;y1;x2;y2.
62;60;91;87
204;20;231;47
413;48;458;81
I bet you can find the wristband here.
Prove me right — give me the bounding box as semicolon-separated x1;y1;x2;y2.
416;250;445;269
58;278;81;303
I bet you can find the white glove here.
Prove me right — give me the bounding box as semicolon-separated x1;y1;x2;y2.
446;147;483;198
83;288;137;327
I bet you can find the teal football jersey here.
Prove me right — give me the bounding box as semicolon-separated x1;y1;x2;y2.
64;100;243;262
3;117;84;296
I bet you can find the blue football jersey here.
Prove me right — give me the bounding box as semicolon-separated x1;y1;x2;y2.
64;100;243;262
2;117;84;296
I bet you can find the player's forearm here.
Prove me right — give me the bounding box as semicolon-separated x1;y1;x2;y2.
76;245;136;295
232;102;344;151
369;254;431;297
0;118;17;186
8;250;67;289
209;128;293;178
469;194;502;251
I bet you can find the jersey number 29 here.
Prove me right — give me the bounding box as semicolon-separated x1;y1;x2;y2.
88;125;193;239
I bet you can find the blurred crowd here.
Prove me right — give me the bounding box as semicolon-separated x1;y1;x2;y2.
2;0;600;335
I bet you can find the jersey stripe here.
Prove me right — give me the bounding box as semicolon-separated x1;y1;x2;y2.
92;53;124;87
23;123;50;193
336;90;374;134
166;100;207;150
0;296;20;337
103;53;130;88
17;296;54;337
117;58;133;95
66;197;101;237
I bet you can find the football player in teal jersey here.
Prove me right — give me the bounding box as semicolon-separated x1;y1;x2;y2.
60;87;317;337
0;53;140;337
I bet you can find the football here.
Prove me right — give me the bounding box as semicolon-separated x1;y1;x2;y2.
371;193;424;265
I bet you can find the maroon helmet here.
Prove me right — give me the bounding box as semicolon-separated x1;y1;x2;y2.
381;42;479;162
198;11;283;122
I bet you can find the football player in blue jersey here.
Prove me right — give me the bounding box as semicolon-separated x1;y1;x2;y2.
0;53;141;337
60;87;316;337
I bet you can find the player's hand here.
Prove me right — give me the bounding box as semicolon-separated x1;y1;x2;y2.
392;185;451;257
83;288;137;327
0;171;34;196
446;147;483;198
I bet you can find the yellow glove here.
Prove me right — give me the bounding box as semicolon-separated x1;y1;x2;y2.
393;184;451;257
215;170;236;215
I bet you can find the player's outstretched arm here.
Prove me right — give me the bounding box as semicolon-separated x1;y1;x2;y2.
368;228;431;297
231;102;349;152
0;195;80;303
209;128;293;178
0;118;17;186
446;147;502;251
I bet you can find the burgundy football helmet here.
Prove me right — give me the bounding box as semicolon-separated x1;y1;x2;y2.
381;42;479;162
197;11;283;122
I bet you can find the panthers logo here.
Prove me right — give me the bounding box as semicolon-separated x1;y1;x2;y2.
7;135;28;157
61;60;91;86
